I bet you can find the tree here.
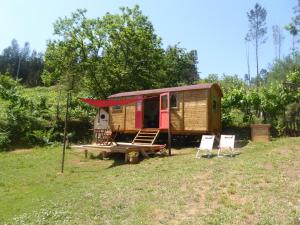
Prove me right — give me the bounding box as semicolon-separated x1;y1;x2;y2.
0;39;44;85
266;53;300;83
285;23;298;58
246;3;267;87
163;45;199;87
202;74;219;83
245;36;251;83
43;6;165;98
272;25;284;60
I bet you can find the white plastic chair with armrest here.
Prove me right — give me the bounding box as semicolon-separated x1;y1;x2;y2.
196;135;215;158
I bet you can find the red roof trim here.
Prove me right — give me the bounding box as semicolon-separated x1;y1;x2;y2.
108;83;223;98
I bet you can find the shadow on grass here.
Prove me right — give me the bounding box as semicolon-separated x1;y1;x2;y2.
84;144;244;169
199;152;242;159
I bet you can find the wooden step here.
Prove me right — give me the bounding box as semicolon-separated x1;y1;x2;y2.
134;138;153;141
132;129;160;145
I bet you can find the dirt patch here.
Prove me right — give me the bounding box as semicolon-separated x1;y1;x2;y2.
284;166;300;179
10;148;33;154
263;162;273;170
281;157;300;179
166;171;217;224
276;147;292;156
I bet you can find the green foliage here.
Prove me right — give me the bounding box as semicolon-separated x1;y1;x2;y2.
0;39;44;86
0;75;89;148
205;71;300;133
28;129;55;146
202;74;219;83
43;6;199;97
164;46;198;86
0;132;10;151
267;54;300;83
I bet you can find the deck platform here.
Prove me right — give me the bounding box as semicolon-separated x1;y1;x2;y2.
72;142;165;163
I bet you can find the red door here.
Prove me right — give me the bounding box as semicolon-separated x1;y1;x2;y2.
159;92;169;129
135;96;143;129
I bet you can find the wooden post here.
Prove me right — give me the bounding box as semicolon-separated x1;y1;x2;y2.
168;92;171;156
61;92;70;173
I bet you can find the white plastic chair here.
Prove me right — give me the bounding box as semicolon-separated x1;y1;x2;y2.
196;135;215;158
218;135;235;157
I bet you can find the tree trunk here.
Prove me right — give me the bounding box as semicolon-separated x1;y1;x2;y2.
255;14;259;87
246;43;251;85
292;36;296;59
256;37;259;87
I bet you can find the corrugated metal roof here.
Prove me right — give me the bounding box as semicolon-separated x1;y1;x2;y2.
108;83;223;98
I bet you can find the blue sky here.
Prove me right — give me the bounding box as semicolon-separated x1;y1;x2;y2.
0;0;296;78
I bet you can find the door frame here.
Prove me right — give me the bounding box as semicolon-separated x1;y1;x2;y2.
135;95;144;129
159;92;170;129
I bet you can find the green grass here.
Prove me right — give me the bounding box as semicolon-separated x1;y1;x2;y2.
0;138;300;225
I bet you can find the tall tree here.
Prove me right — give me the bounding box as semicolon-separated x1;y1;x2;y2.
246;3;267;87
0;39;44;85
43;7;166;97
285;23;298;58
272;25;284;60
245;36;251;83
164;45;199;87
285;1;300;58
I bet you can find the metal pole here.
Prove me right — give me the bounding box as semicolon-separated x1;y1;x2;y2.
61;92;70;173
168;93;171;156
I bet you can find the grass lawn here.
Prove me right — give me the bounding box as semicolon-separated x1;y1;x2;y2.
0;138;299;225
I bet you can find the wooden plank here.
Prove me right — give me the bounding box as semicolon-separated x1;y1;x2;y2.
138;135;156;137
132;130;141;144
151;129;160;145
134;139;153;142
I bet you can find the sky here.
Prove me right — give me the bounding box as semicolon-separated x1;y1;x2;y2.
0;0;296;78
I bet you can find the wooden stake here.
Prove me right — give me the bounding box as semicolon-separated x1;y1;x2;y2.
61;92;70;173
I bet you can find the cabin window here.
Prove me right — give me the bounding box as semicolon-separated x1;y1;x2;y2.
170;93;178;108
161;95;168;110
212;97;218;112
112;105;122;111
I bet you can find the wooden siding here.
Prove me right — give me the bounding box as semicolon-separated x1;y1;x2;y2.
209;86;222;133
106;85;222;134
183;90;208;131
125;100;136;131
170;92;184;131
109;98;125;131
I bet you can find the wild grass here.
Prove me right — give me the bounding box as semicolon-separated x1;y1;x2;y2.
0;138;299;225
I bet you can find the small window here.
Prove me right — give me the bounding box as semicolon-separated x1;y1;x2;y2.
112;105;122;111
170;93;178;108
136;101;142;111
161;95;168;110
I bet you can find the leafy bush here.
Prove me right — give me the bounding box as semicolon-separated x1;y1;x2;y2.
28;129;55;146
0;132;10;151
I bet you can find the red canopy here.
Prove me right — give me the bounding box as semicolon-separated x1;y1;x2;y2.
79;97;140;108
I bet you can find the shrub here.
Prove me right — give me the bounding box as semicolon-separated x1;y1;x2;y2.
0;132;10;151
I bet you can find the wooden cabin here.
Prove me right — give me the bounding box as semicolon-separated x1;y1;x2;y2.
94;83;223;134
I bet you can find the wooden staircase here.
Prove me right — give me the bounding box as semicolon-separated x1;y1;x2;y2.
132;129;160;145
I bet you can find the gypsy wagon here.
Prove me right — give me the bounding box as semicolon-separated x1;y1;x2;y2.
90;83;223;135
77;83;222;160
